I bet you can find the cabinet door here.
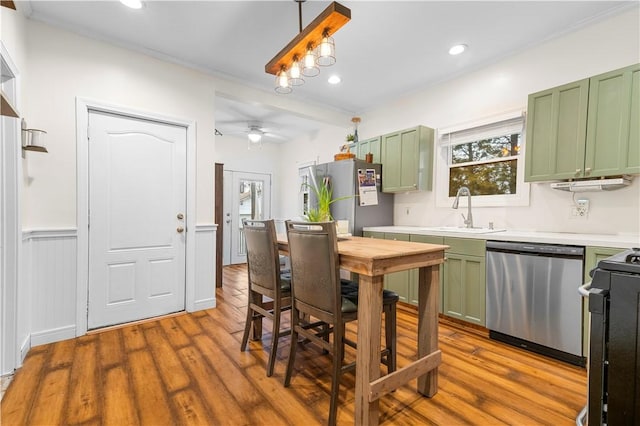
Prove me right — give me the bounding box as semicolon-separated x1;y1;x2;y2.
410;234;444;309
357;137;381;163
525;79;589;181
384;233;410;303
381;132;402;191
381;129;420;192
363;230;385;239
585;64;640;177
443;254;486;326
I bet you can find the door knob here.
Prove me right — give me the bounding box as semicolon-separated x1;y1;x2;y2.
177;213;184;220
177;226;184;233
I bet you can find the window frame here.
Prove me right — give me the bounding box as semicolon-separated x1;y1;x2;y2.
435;111;530;208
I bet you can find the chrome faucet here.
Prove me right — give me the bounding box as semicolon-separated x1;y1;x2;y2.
452;186;474;228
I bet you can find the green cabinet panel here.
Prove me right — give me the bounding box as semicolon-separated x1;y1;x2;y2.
444;237;485;257
585;64;640;177
383;233;411;303
363;230;385;239
410;234;444;309
525;63;640;182
355;137;381;163
581;246;624;355
381;126;434;193
442;237;486;326
525;79;589;181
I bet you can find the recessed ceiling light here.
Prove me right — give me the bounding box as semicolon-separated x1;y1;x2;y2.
120;0;143;9
328;75;341;85
449;44;468;55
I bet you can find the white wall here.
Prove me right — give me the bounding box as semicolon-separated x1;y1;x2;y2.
214;134;284;218
280;8;640;235
21;19;217;227
1;6;29;374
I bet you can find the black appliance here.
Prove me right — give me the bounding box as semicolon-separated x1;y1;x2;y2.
586;248;640;425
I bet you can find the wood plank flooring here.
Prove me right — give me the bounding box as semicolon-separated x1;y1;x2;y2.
1;264;587;425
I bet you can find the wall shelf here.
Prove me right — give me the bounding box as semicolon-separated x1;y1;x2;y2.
1;90;19;118
1;1;17;10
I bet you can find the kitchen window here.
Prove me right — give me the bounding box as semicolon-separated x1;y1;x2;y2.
435;112;530;207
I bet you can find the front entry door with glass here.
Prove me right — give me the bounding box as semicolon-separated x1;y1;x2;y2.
222;171;271;265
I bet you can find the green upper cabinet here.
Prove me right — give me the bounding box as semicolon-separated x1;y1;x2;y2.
585;64;640;177
355;136;381;163
381;125;434;193
525;79;589;181
525;63;640;182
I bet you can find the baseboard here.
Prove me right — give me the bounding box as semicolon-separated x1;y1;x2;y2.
191;298;216;312
19;335;31;364
30;325;76;346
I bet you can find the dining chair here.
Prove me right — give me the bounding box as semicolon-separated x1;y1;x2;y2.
240;219;292;377
284;220;357;425
339;280;399;373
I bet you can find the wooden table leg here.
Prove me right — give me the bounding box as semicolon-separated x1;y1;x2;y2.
354;275;383;425
417;265;440;396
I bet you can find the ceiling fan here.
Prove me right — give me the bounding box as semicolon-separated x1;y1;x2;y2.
216;121;286;149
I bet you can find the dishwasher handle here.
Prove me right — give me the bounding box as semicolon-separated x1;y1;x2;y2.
578;281;592;298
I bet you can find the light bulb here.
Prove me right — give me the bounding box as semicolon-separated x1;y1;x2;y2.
302;44;320;77
449;44;467;55
289;55;304;86
275;66;292;94
317;31;335;67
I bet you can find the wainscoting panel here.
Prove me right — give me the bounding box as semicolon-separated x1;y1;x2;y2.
193;225;217;311
22;226;215;348
23;229;78;346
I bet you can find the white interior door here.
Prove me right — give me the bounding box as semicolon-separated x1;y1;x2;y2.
88;110;187;329
222;171;271;265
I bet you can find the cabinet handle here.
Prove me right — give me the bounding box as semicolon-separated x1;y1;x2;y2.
585;167;592;175
575;168;581;176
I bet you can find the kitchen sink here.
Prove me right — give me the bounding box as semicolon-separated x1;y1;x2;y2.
418;226;506;234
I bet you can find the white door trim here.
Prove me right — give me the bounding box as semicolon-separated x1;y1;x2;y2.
1;41;22;373
75;97;197;336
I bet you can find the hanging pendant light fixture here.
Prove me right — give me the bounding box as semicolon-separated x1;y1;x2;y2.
317;30;336;66
275;65;292;94
302;43;320;77
289;55;305;86
266;1;350;94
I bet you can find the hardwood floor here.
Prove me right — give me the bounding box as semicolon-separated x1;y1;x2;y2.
1;264;587;425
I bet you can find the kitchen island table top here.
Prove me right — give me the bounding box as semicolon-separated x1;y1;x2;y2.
277;235;447;425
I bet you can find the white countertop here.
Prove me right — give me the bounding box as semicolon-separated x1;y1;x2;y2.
362;226;640;249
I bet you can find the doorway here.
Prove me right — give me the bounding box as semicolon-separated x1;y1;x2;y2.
222;170;271;265
86;110;187;329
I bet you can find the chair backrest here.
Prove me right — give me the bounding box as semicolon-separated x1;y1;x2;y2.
285;221;341;320
243;219;281;292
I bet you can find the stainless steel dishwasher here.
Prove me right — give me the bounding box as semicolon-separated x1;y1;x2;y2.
486;241;585;365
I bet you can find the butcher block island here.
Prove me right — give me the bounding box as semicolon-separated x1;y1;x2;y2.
277;235;447;425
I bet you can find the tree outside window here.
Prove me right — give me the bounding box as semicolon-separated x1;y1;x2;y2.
448;133;521;197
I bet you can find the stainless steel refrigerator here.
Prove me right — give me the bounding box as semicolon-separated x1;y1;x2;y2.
301;159;394;236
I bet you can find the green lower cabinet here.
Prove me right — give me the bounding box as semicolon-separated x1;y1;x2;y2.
582;246;624;356
410;234;444;311
362;230;384;239
442;237;486;326
383;233;411;303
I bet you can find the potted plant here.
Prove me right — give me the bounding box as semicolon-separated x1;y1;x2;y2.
305;177;353;222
